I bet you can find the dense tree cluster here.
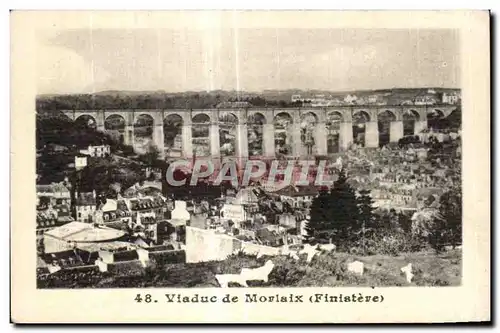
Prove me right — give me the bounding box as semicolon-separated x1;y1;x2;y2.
37;112;113;150
306;167;462;254
36;92;304;111
428;184;462;252
428;107;461;131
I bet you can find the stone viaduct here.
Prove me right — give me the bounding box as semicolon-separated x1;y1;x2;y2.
61;105;458;160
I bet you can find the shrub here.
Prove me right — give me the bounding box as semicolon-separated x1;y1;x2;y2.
267;256;307;286
149;250;186;267
349;230;427;256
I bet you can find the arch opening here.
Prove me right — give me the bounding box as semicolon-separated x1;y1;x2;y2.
326;112;343;154
219;112;238;157
133;114;155;154
75;115;97;130
274;113;293;157
164;114;183;158
377;110;396;147
428;109;445;130
300;113;318;156
352;111;370;147
247;113;265;157
403;110;420;136
192;114;211;157
105;115;126;144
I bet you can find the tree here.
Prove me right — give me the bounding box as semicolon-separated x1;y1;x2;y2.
397;211;413;234
356;189;375;254
38;196;51;208
437;185;462;247
139;144;160;167
329;168;359;242
307;168;359;246
306;187;331;240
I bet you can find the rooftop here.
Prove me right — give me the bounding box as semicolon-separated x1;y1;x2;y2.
274;185;319;197
129;196;167;210
36;183;70;194
44;221;126;243
75;193;97;206
77;241;137;253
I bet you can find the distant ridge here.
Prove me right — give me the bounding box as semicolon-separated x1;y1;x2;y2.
38;87;460;99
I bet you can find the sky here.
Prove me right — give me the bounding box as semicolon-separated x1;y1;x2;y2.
37;28;460;95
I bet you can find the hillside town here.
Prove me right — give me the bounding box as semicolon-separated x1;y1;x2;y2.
35;88;462;287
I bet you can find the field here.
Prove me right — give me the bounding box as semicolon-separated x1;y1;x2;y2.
38;249;461;289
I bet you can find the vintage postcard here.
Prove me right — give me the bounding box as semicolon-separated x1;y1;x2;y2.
10;10;490;323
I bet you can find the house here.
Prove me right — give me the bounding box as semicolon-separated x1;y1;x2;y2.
414;95;437;105
75;191;97;223
45;143;68;154
220;203;246;225
277;213;298;231
274;185;319;208
233;188;260;214
75;154;88;170
79;144;111;158
126;194;170;224
255;228;283;247
442;91;461;104
367;95;380;104
76;241;150;272
216;101;253;108
36;183;71;207
165;219;187;243
171;200;190;221
36;205;74;237
344;94;357;104
97;199;133;227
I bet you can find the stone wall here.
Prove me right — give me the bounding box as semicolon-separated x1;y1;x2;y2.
186;226;282;263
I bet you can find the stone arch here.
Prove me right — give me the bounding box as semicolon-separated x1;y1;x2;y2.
326;111;344;154
248;112;267;125
164;114;184;158
378;109;400;121
104;114;126;144
248;110;272;125
273;109;294;120
133;114;155;154
429;109;445;118
352;111;370;147
247;113;266;157
75;114;97;129
301;109;324;122
191;111;214;124
428;109;445;130
377;110;397;147
326;110;345;122
192;113;211;157
218;112;238;157
353;110;371;122
300;112;318;156
404;109;420;120
403;109;420;136
192;113;211;123
274;112;294;156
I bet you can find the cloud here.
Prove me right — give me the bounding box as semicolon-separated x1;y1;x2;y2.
37;28;459;94
37;43;111;94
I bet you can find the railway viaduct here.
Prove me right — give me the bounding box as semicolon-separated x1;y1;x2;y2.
61;105;458;160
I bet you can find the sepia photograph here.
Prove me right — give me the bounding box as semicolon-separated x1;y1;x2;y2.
10;10;490;323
